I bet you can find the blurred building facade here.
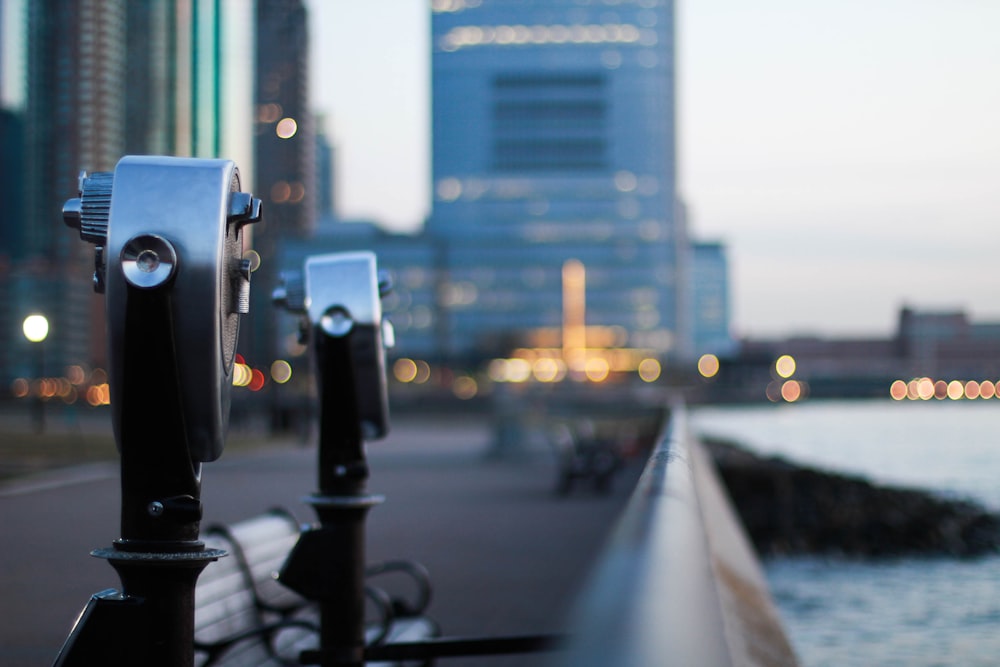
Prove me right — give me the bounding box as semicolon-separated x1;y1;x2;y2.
0;0;253;391
428;0;690;364
247;0;315;369
1;0;735;407
10;0;126;384
691;241;735;357
280;220;442;363
314;114;336;220
710;307;1000;402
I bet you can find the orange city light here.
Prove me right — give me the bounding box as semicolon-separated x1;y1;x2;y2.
697;354;720;378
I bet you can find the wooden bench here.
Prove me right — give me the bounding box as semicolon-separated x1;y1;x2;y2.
194;509;438;666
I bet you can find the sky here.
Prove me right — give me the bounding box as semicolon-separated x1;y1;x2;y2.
304;0;1000;339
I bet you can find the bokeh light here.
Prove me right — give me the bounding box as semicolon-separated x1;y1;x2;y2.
775;354;796;379
270;360;292;384
889;377;1000;401
452;376;478;399
248;369;266;392
275;117;298;139
271;180;291;203
964;380;981;400
781;380;802;403
637;358;661;382
66;365;86;385
412;360;432;384
394;358;418;383
533;357;564;383
86;384;110;406
584;357;610;383
11;378;29;398
22;314;49;342
507;358;532;383
889;380;908;400
947;380;965;400
916;377;935;400
697;354;719;378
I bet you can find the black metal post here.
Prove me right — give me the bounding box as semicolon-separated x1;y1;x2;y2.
33;341;46;434
280;323;383;667
54;287;223;667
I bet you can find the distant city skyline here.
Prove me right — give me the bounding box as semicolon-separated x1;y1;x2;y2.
311;1;999;339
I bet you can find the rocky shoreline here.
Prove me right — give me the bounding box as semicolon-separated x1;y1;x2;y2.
703;436;1000;558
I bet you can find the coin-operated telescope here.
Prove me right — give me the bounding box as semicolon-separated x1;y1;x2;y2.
274;254;563;665
273;252;393;666
274;252;392;476
55;156;261;667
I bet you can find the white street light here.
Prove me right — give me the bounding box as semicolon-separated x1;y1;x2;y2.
23;314;49;343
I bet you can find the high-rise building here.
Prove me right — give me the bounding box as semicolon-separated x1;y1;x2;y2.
429;0;686;364
690;241;735;356
1;0;254;387
314;114;337;220
249;0;314;368
254;0;313;239
0;0;26;264
123;1;255;174
430;0;684;366
0;106;26;386
16;0;126;381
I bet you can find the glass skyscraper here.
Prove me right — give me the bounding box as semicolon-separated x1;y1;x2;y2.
429;0;688;362
249;0;315;371
0;0;253;388
19;0;126;380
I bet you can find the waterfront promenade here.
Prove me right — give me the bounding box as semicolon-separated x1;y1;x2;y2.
0;413;640;666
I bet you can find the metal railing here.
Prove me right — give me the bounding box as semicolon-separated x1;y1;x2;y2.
552;397;798;667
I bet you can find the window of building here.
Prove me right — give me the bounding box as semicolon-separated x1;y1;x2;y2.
491;72;608;172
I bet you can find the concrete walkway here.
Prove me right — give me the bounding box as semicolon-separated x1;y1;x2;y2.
0;415;640;666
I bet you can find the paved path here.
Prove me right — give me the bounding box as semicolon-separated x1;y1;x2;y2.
0;416;641;666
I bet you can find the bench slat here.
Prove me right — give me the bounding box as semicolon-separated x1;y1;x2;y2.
196;509;438;666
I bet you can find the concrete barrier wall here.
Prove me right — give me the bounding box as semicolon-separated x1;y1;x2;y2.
553;400;798;667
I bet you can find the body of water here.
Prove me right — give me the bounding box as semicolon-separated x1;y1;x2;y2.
690;400;1000;667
